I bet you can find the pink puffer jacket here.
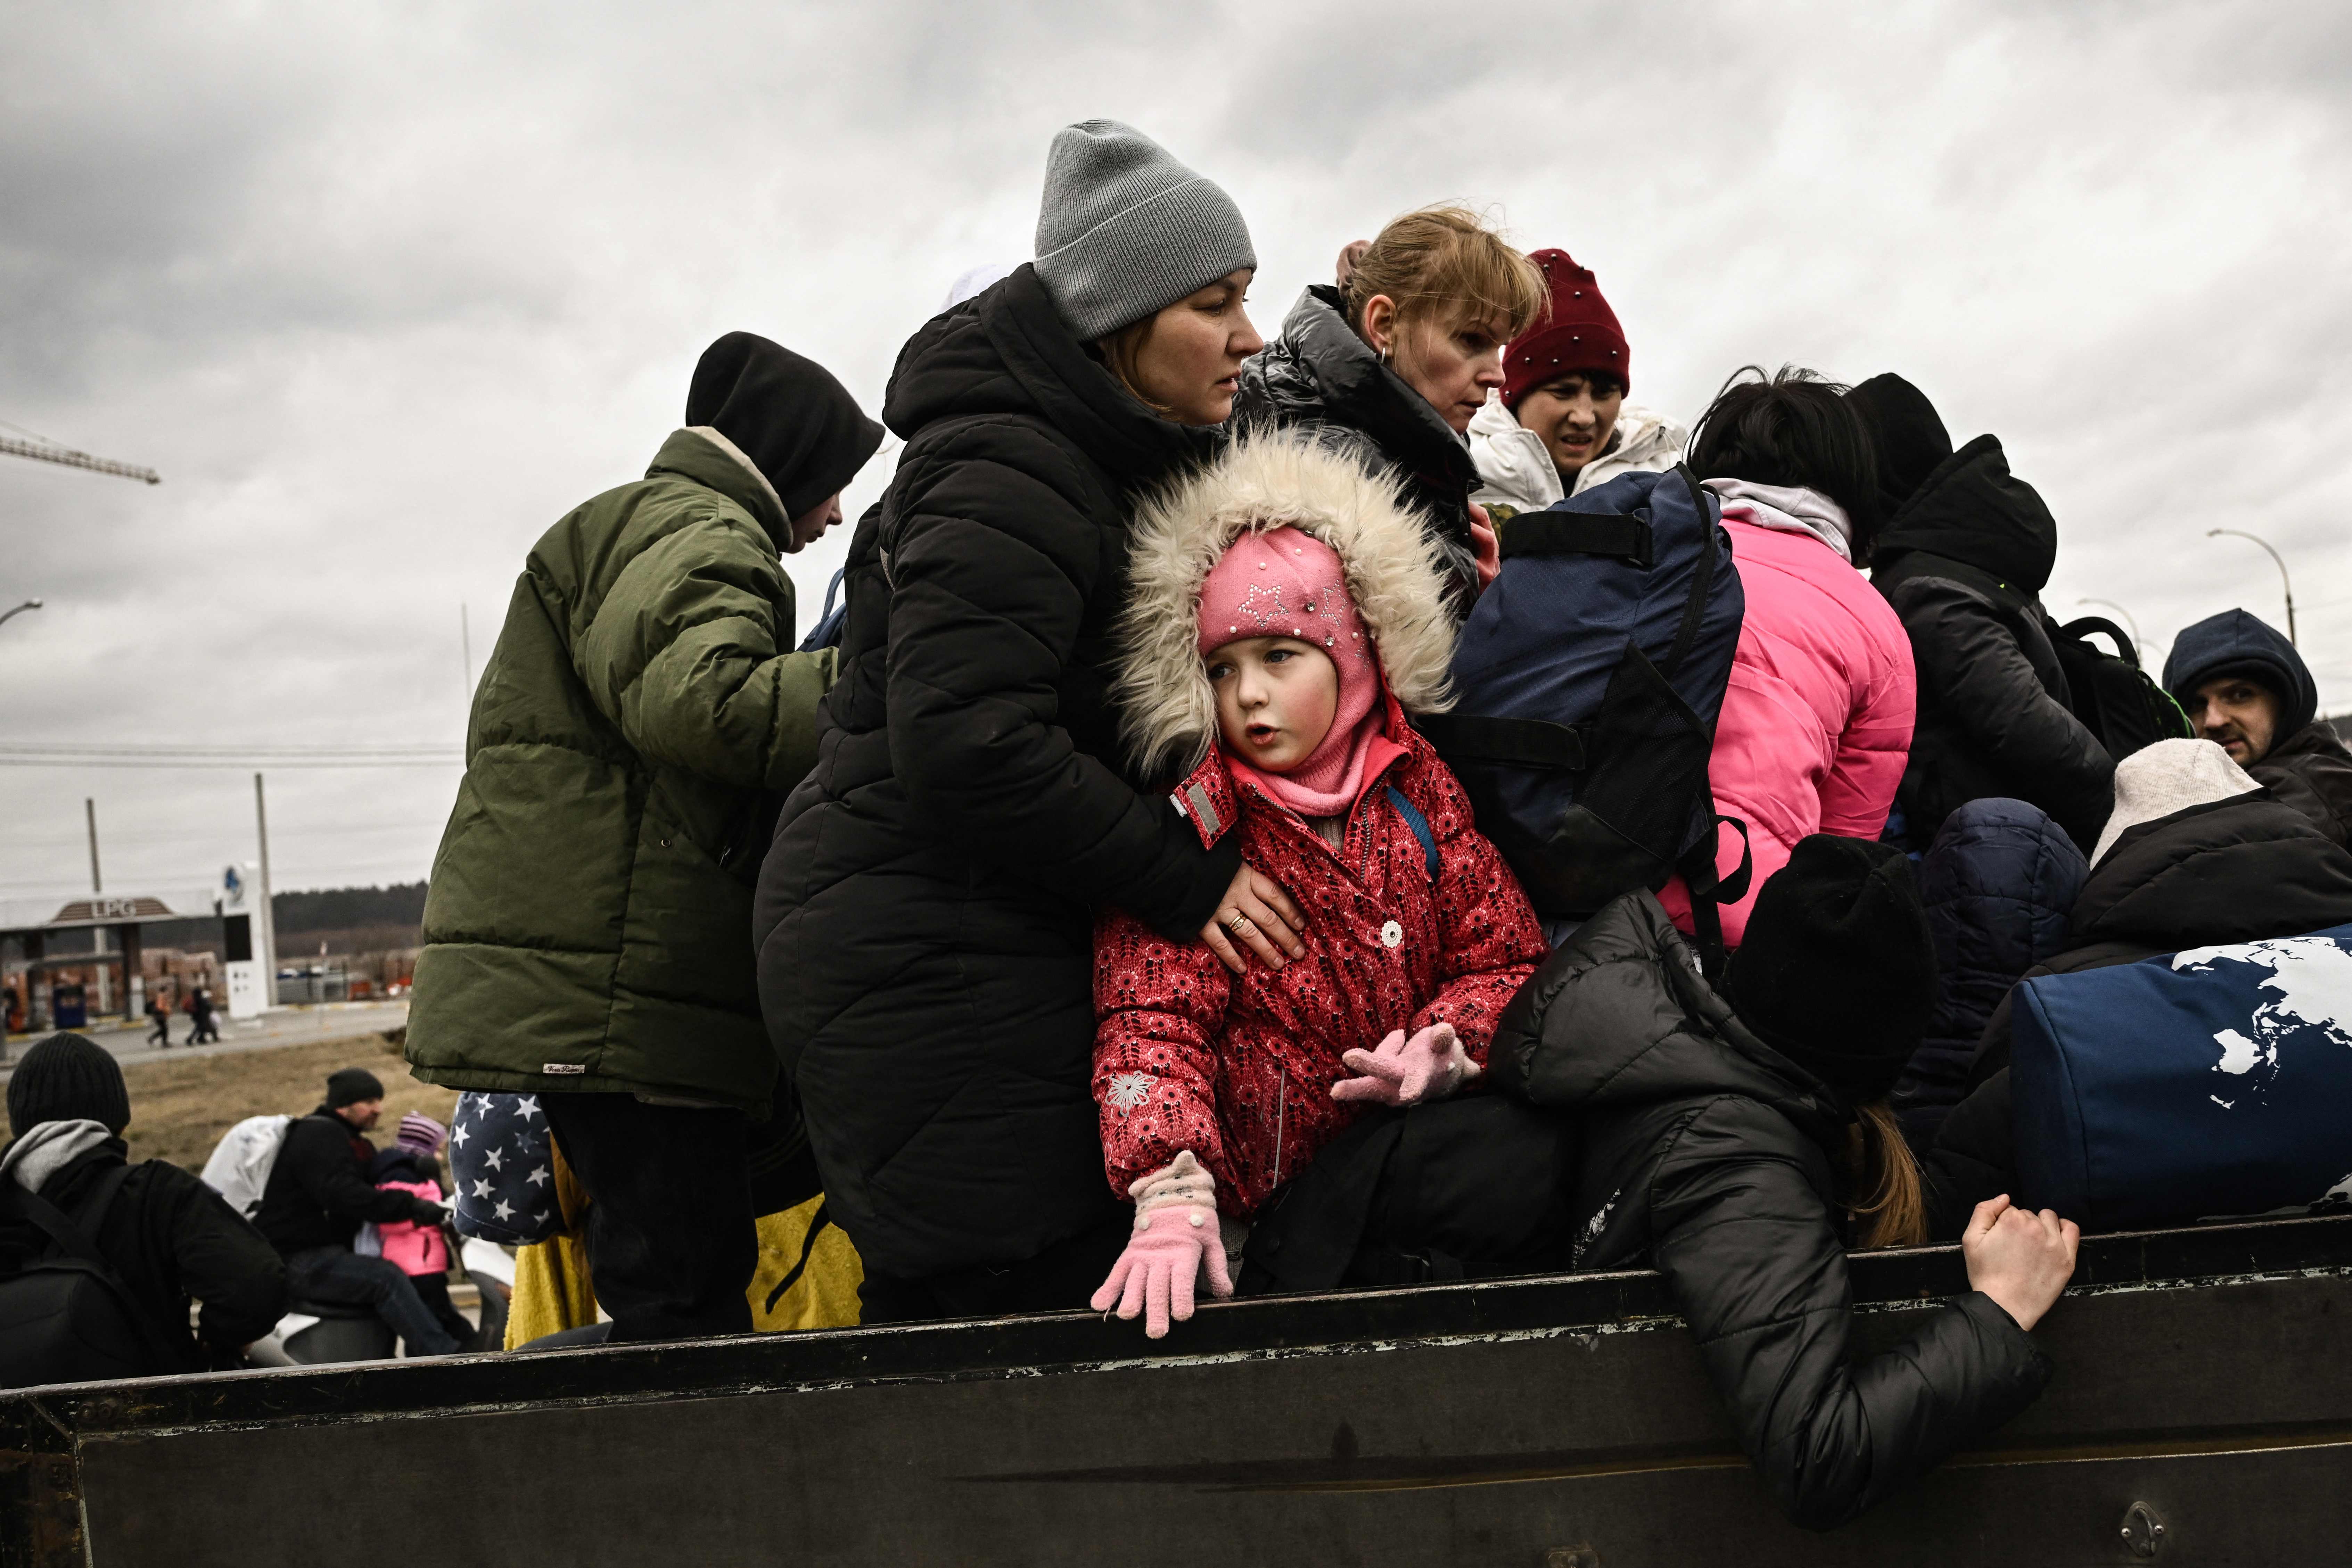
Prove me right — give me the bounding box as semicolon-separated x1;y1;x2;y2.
375;1177;450;1277
1660;515;1916;947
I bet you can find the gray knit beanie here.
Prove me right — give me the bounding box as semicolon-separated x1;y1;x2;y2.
1033;119;1256;341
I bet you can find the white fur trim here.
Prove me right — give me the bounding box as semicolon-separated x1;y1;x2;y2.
1115;432;1458;779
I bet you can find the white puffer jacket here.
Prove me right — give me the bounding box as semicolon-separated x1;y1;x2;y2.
1468;396;1688;517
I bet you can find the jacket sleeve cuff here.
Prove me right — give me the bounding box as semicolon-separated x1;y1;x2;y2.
1145;832;1242;942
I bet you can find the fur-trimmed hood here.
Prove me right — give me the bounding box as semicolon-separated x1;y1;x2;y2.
1115;432;1457;780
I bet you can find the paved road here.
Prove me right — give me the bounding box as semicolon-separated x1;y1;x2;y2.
0;999;411;1073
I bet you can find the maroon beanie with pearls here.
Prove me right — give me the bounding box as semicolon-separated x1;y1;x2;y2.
1502;249;1630;409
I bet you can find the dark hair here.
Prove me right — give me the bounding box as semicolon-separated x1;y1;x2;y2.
1689;366;1883;560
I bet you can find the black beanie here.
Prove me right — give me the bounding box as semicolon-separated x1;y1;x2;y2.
326;1068;385;1109
1845;373;1952;520
1720;835;1936;1104
7;1032;131;1137
685;332;885;522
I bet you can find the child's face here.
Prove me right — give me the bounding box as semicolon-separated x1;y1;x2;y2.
1208;636;1340;773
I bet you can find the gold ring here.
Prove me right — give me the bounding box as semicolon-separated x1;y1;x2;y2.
1226;913;1257;938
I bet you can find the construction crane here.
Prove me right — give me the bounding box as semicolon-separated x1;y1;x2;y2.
0;421;159;485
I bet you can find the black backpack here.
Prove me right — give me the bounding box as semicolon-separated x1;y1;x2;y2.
1421;466;1751;966
2044;616;2193;763
0;1165;183;1389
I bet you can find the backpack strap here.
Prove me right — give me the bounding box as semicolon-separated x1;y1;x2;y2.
1384;787;1440;882
1661;464;1720;678
1;1164;189;1373
1499;512;1652;569
1675;815;1753;982
1408;715;1586;773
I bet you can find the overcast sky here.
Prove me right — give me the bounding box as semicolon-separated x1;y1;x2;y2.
3;0;2349;901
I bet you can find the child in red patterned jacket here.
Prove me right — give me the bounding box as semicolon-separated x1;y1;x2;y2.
1089;434;1547;1336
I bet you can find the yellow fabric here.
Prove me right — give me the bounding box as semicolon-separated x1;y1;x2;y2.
504;1230;600;1348
751;1197;863;1332
502;1186;863;1345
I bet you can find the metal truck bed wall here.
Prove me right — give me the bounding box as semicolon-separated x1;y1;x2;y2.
4;1213;2350;1566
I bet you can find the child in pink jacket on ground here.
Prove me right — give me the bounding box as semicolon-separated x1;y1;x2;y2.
1659;369;1915;948
370;1111;472;1348
1088;435;1547;1337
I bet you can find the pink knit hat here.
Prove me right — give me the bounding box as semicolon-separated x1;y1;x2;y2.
1195;527;1373;676
1196;527;1386;813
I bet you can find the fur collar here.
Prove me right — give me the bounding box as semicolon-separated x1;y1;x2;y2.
1115;432;1457;780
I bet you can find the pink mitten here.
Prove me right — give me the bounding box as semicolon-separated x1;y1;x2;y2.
1331;1022;1479;1106
1090;1151;1233;1339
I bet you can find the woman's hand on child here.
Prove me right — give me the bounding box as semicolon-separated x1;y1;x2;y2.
1093;1152;1233;1338
1961;1194;2079;1332
1331;1022;1479;1107
1202;863;1306;974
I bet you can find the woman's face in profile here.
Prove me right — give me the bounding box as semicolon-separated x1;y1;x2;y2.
1122;271;1265;426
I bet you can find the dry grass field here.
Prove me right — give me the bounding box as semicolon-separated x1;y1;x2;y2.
116;1030;459;1171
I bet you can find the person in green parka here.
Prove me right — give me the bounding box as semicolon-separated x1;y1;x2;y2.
406;331;882;1341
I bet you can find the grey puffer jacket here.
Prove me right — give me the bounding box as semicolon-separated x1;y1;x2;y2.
1490;892;2052;1531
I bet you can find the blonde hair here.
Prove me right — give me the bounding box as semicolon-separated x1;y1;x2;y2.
1341;205;1547;340
1847;1100;1928;1249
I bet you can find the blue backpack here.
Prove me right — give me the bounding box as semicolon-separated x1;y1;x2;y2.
2013;923;2352;1229
1421;465;1748;959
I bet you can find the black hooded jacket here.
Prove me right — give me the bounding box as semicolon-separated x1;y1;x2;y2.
1871;436;2113;850
2162;609;2352;845
1490;893;2051;1531
1232;286;1481;610
752;264;1239;1282
0;1141;286;1367
1926;791;2352;1235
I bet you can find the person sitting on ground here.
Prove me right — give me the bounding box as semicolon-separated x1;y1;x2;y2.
1468;249;1685;521
1491;836;2078;1531
369;1112;472;1350
0;1032;285;1378
1234;206;1548;610
1925;737;2352;1234
1089;434;1549;1337
1656;366;1915;950
409;331;881;1344
1850;373;2114;854
2163;608;2352;845
252;1069;464;1356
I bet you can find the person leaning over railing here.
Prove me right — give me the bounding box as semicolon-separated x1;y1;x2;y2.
1490;836;2078;1531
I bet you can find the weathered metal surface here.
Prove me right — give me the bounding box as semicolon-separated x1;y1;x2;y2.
4;1213;2350;1566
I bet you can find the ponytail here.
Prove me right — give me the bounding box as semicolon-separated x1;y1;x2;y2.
1846;1100;1927;1249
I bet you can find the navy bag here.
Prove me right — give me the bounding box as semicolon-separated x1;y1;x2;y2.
2012;923;2352;1230
1421;464;1748;959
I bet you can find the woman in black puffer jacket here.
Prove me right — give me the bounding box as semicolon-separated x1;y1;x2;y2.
1492;836;2078;1531
754;121;1305;1322
1234;206;1545;612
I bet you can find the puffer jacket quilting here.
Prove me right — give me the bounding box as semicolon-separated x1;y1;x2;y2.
1870;435;2113;851
1491;892;2052;1530
1892;798;2085;1149
751;264;1241;1281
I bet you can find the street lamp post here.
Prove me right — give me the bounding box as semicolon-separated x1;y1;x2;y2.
2207;529;2296;646
0;598;42;630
